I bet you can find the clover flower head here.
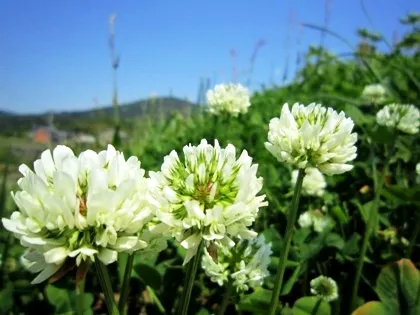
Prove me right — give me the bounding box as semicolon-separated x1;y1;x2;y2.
201;235;272;292
206;83;251;116
149;139;268;264
2;145;159;284
361;84;387;104
298;210;332;233
376;104;420;134
297;211;313;228
310;275;339;302
416;163;420;176
291;167;326;197
265;103;358;175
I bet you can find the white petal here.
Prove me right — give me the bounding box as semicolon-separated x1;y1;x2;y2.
98;249;118;264
44;247;69;264
31;263;61;284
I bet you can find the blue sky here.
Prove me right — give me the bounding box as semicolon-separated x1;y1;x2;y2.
0;0;418;114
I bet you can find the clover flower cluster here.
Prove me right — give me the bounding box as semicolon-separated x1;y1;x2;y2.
298;209;332;233
291;167;326;197
1;145;162;283
310;275;339;302
201;235;272;292
361;84;387;105
2;93;362;293
149;139;268;264
265;103;357;175
376;104;420;134
206;83;251;116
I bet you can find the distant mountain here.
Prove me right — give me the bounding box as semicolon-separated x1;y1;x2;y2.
0;97;199;137
56;97;196;118
0;110;13;116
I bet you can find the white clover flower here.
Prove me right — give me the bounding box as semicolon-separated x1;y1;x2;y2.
297;211;313;228
206;83;251;116
2;145;160;284
416;163;420;176
298;210;332;233
312;214;332;233
201;235;272;292
361;84;387;104
310;275;339;302
265;103;357;175
376;104;420;134
149;139;268;264
291;167;326;197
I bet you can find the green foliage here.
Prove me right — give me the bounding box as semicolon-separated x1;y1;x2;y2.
352;259;420;315
46;285;94;315
292;297;331;315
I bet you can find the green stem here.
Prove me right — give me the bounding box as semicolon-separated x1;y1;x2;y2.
118;254;134;314
407;214;420;258
177;241;204;315
350;135;397;312
76;278;85;315
311;298;322;315
217;281;234;315
268;168;305;315
94;259;120;315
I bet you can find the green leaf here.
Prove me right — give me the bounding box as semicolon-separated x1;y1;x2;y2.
341;233;361;256
134;263;162;291
393;138;412;163
397;259;420;314
325;233;345;250
281;262;307;296
330;205;349;225
280;305;294;314
292;297;331;315
263;227;282;254
376;259;420;315
196;308;210;315
0;283;13;314
352;301;393;315
353;200;379;232
383;186;420;205
46;285;93;315
237;288;274;314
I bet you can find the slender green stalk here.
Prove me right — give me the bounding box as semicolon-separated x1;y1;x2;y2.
146;286;166;314
217;281;234;315
118;254;134;314
94;259;120;315
108;13;121;147
268;168;305;315
407;214;420;258
350;136;397;312
311;298;322;315
177;241;204;315
75;278;85;315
